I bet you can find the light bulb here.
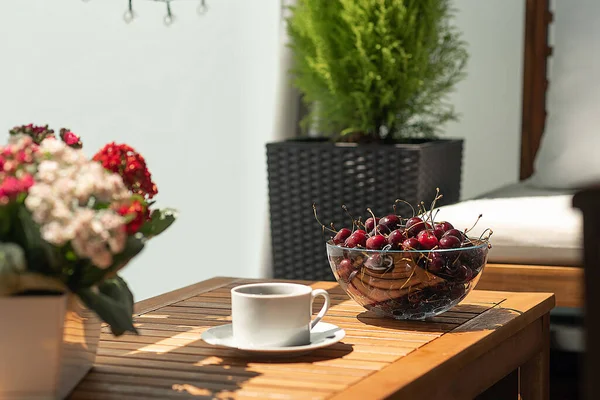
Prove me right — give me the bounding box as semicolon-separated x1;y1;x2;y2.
164;14;174;26
197;1;208;15
123;9;134;23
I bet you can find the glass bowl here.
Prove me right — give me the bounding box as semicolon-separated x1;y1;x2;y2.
326;239;489;320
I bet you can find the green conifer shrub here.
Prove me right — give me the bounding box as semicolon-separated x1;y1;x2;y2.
287;0;468;142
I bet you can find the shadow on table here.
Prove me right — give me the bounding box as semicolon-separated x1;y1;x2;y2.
355;305;523;333
236;342;355;364
75;325;354;399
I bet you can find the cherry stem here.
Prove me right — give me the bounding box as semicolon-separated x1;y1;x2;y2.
432;209;440;222
427;188;443;228
420;202;434;229
465;214;483;234
342;205;356;232
394;199;415;218
400;265;417;290
312;204;337;234
366;208;378;235
479;228;493;241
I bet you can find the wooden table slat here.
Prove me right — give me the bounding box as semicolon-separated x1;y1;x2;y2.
70;277;555;400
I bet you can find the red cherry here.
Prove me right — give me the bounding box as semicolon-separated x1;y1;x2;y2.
439;235;461;249
379;214;400;231
443;229;465;241
427;253;445;273
337;258;354;280
333;228;352;245
455;264;473;282
402;237;420;250
366;234;387;250
365;254;384;269
417;230;438;250
365;217;379;232
387;229;407;249
433;224;445;239
438;221;454;232
406;216;422;228
370;224;391;237
344;230;367;248
460;247;486;270
406;217;431;237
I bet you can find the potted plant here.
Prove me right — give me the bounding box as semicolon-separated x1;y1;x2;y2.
266;0;468;280
0;124;176;399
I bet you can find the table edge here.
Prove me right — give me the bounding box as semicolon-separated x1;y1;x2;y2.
329;291;556;400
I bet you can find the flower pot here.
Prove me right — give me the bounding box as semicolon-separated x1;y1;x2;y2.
0;293;101;399
266;138;463;281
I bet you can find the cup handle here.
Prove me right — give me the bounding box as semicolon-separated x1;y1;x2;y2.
310;289;330;330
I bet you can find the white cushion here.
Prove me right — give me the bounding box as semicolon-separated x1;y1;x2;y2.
435;195;582;266
529;0;600;189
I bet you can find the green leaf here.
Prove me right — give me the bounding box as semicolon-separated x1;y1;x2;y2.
77;276;137;336
0;242;26;295
0;206;13;238
139;208;177;239
79;235;145;288
12;206;60;274
0;243;66;295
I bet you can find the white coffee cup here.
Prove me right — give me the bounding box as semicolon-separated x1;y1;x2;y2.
231;283;331;348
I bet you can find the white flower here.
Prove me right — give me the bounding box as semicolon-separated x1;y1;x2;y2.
39;138;64;155
25;139;131;270
37;161;60;182
108;229;127;254
41;221;67;246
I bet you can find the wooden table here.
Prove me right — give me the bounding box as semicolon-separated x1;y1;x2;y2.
69;277;555;400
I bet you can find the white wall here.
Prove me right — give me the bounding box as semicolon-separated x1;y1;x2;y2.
0;0;525;300
0;0;282;301
445;0;525;200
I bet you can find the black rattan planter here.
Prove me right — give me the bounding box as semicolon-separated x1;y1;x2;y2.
266;138;463;281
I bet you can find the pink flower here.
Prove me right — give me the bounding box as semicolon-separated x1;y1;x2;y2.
20;174;34;190
59;128;82;149
0;176;29;201
16;150;33;163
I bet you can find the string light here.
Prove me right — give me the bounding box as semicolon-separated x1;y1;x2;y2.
163;1;174;26
84;0;210;25
123;0;135;23
197;0;208;15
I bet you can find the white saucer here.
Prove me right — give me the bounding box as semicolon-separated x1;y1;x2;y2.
201;322;346;356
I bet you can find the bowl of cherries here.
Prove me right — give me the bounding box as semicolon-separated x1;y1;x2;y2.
316;192;492;320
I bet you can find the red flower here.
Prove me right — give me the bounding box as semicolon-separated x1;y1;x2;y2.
59;128;83;149
117;199;150;234
93;143;158;199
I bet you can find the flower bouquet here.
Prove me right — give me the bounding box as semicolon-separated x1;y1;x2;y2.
0;124;176;397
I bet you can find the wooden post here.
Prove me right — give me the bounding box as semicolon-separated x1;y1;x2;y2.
520;0;552;180
573;188;600;400
519;314;550;400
